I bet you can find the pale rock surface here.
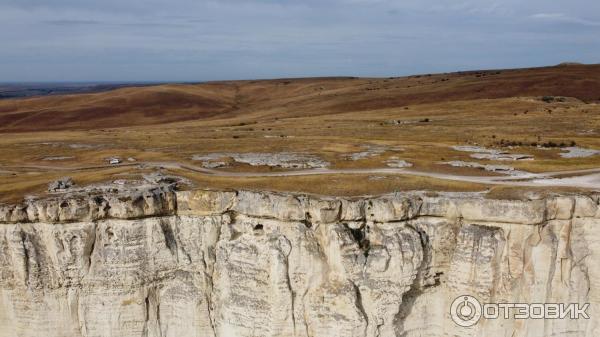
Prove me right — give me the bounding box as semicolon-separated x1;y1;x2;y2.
0;187;599;336
192;152;329;169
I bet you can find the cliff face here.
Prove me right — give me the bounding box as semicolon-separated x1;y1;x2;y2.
0;188;599;337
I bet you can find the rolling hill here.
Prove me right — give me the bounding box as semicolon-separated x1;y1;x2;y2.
1;63;599;132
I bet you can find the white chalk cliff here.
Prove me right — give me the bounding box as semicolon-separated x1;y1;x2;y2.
0;186;599;337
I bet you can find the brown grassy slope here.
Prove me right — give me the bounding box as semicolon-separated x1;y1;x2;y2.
192;64;600;120
1;64;600;201
320;64;600;114
1;64;599;132
0;83;238;131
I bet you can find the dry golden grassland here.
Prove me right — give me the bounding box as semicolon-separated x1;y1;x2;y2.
1;64;599;202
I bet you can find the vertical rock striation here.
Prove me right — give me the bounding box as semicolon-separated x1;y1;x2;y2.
0;188;599;336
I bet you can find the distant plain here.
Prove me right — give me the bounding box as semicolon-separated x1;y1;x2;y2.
1;63;599;202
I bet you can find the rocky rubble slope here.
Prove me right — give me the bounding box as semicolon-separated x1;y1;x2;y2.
0;187;599;337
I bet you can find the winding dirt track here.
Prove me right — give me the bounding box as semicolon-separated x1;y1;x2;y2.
3;161;600;189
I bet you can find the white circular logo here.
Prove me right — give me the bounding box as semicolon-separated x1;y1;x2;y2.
450;295;482;327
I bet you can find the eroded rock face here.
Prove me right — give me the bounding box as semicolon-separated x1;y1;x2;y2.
0;188;599;337
0;186;176;223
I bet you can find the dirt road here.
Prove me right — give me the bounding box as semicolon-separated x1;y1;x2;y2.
3;161;600;189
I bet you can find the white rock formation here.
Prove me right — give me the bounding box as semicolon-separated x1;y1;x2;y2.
560;147;600;158
0;187;599;337
442;160;531;176
192;152;329;169
452;145;534;161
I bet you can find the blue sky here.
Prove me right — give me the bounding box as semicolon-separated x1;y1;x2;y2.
1;0;599;82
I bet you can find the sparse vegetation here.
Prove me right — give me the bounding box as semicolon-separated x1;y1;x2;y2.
542;96;566;103
1;64;600;201
542;96;554;103
495;139;577;148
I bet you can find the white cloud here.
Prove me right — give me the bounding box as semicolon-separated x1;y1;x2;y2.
531;13;600;26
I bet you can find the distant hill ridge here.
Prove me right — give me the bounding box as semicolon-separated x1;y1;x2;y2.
1;63;599;132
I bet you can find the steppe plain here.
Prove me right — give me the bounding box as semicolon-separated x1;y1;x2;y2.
1;63;600;202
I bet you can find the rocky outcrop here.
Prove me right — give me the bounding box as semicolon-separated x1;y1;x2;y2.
0;188;599;337
48;177;75;192
0;186;176;223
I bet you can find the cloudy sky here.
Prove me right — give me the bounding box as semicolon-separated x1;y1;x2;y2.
1;0;599;82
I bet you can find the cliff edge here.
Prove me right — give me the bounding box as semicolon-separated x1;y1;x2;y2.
0;186;599;337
